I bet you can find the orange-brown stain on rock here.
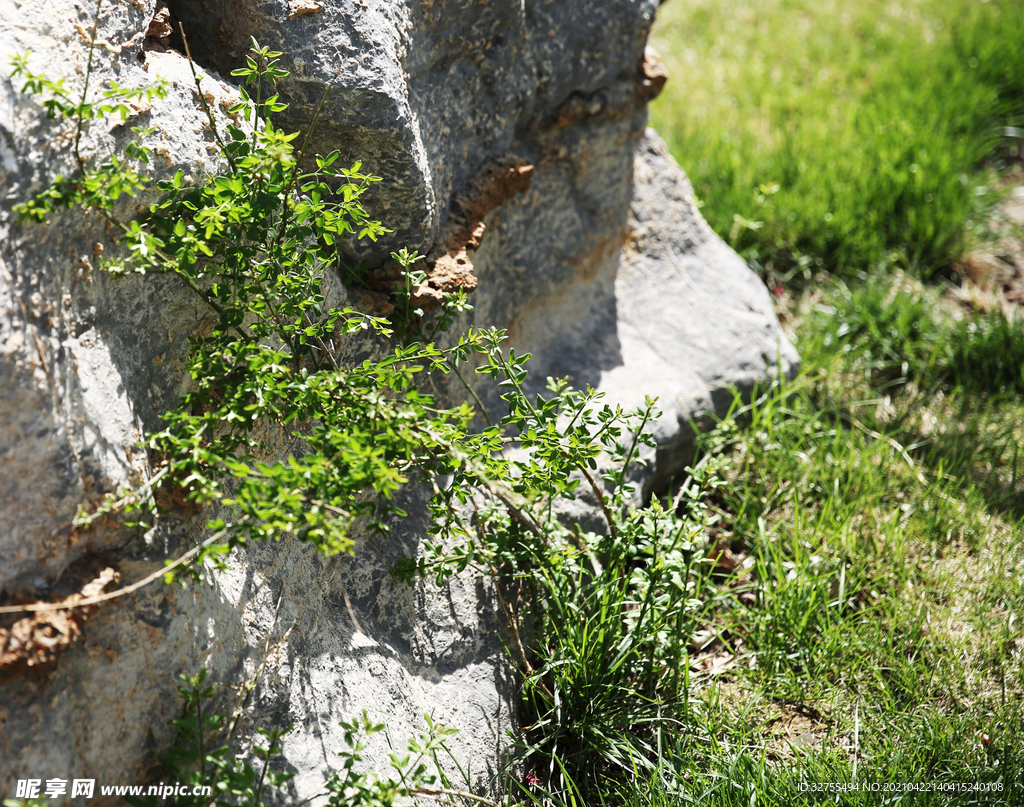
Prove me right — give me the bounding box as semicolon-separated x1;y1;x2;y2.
361;156;534;313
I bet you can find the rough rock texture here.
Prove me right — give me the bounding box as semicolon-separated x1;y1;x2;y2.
0;0;796;802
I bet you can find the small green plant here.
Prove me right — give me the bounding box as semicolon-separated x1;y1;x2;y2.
127;670;294;807
325;712;479;807
396;387;727;799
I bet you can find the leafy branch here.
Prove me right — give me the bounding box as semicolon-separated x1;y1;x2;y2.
10;20;497;577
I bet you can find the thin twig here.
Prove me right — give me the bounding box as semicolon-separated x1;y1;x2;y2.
265;71;341;339
452;364;493;427
494;577;553;702
468;497;555;702
73;0;103;171
0;530;226;614
304;308;341;371
296;68;340;163
93;208;234;325
409;786;501;807
179;24;236;171
225;591;297;744
670;452;711;513
482;480;546;540
579;464;617;543
291;789;328;807
618;403;654;488
339;582;365;636
74;466;171;526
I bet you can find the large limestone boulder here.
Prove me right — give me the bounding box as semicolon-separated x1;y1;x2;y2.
0;0;796;802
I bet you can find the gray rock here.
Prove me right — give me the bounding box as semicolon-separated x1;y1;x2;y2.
166;0;661;263
0;0;795;803
610;129;800;492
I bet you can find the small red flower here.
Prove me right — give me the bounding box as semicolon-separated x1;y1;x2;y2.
773;284;784;296
525;772;541;787
981;733;992;746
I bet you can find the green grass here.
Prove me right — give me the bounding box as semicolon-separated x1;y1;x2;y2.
593;278;1024;805
500;273;1024;806
649;0;1024;279
628;15;1024;797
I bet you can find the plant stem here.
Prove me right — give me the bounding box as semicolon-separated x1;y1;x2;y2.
579;464;618;544
251;727;280;807
179;24;236;172
73;0;103;171
453;364;492;427
0;529;231;614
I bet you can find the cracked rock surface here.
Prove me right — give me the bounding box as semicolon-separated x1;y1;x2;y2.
0;0;795;802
